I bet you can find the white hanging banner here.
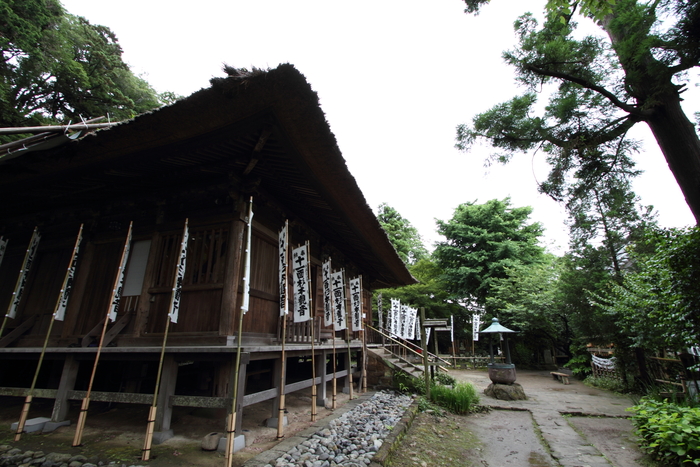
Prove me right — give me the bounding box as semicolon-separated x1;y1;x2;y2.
399;305;409;339
349;276;363;332
168;221;189;324
292;244;311;322
406;307;418;340
331;270;347;331
426;327;432;344
322;259;332;326
241;200;254;315
54;226;84;321
108;224;133;322
472;313;481;342
377;293;383;331
0;236;7;270
7;228;41;319
279;223;288;316
390;298;400;336
450;315;454;343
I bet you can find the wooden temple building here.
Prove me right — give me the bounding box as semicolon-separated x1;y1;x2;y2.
0;64;415;447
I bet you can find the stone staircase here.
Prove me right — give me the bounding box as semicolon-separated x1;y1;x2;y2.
368;346;425;379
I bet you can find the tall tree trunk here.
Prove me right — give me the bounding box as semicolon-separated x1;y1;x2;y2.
645;97;700;225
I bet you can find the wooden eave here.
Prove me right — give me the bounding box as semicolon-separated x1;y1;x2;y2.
0;64;416;289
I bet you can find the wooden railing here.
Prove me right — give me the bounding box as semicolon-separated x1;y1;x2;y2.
277;315;323;344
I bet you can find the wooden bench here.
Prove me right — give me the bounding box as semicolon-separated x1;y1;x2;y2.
551;371;570;385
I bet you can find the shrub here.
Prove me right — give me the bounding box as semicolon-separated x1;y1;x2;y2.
435;372;457;386
584;375;630;393
429;382;479;415
630;397;700;465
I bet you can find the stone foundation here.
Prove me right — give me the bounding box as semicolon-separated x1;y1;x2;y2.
485;383;527;401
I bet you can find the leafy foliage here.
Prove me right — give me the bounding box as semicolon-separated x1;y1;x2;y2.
597;227;700;352
376;203;428;265
486;254;573;359
458;0;700;223
631;397;700;465
433;198;545;306
1;0;165;132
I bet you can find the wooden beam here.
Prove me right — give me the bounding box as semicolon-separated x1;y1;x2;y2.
0;315;37;348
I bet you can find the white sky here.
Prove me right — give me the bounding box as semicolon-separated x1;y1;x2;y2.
61;0;697;254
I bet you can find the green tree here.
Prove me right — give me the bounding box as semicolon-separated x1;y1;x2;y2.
459;0;700;224
376;203;428;265
486;255;573;359
1;0;164;131
597;227;700;352
433;198;545;305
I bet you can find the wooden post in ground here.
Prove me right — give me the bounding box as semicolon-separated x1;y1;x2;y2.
420;308;430;400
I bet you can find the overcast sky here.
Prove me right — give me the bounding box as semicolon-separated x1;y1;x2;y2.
61;0;697;253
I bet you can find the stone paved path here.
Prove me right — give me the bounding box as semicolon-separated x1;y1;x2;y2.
454;368;638;467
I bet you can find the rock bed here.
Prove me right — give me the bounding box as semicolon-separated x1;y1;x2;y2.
266;390;413;467
0;447;145;467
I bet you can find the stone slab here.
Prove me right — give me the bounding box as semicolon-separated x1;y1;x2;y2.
217;434;246;453
42;420;70;433
10;417;50;433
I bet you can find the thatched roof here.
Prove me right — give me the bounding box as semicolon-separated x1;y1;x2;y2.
0;64;415;289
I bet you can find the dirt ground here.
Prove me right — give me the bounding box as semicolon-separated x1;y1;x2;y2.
0;385;351;467
387;369;657;467
0;370;658;467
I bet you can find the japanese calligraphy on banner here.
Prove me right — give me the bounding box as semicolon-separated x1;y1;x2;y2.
241;201;254;315
331;270;346;330
54;227;83;322
169;221;189;324
279;223;288;316
349;276;362;332
108;224;133;322
292;244;311;322
399;305;409;339
0;236;7;269
377;293;383;331
405;307;418;340
472;314;481;342
322;260;332;326
390;299;400;336
7;228;41;319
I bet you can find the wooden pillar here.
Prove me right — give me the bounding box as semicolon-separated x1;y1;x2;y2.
132;232;160;337
220;213;246;337
154;355;178;432
343;350;351;393
51;355;79;422
316;350;327;406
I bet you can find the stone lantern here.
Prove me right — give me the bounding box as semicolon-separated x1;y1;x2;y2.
480;318;526;400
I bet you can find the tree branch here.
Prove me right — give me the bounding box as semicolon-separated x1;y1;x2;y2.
524;63;649;116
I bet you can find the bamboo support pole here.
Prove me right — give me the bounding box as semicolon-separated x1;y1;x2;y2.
307;242;317;422
142;219;187;461
73;222;132;447
276;220;289;440
345;290;354;401
225;198;253;467
14;225;82;441
0;227;40;339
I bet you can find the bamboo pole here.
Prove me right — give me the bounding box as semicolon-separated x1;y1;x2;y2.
276;221;289;440
14;225;83;441
345;272;354;401
225;197;253;467
73;222;133;447
326;259;337;410
0;227;40;339
308;244;317;422
142;219;188;461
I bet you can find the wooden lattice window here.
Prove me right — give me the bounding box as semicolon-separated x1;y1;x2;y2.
152;225;229;289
